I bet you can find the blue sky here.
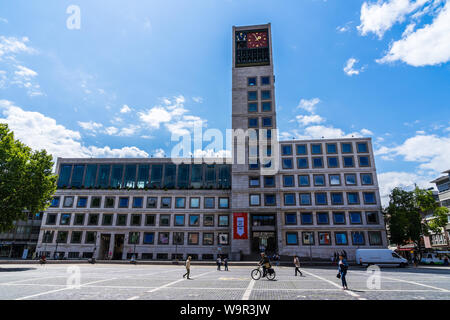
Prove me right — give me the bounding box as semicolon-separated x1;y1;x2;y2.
1;0;450;204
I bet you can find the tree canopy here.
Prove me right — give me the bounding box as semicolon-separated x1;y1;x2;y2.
0;123;57;232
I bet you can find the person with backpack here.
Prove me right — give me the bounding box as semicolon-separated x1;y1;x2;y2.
183;256;192;279
294;256;303;276
337;255;349;290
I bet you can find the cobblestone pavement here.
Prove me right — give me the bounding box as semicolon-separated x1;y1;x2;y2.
0;264;449;300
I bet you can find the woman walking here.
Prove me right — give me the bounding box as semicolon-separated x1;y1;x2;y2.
338;255;349;290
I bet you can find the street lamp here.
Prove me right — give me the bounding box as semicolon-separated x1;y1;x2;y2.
174;233;182;262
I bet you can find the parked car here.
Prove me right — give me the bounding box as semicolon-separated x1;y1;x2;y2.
421;252;450;265
356;249;408;267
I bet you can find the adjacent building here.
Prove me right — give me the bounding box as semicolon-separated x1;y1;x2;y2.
427;171;450;250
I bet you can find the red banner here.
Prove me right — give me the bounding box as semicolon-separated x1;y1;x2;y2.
233;213;248;239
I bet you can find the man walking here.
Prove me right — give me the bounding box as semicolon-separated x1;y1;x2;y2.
183;256;192;279
294;256;303;276
224;257;229;271
216;256;222;271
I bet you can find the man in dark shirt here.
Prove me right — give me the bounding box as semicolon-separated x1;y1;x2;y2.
258;253;271;277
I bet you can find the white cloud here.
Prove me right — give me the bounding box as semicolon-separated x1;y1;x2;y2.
14;65;37;78
139;106;172;129
361;128;374;135
120;104;131;113
297;98;321;113
296;114;325;126
104;126;119;135
117;125;140;137
377;0;450;66
192;96;204;103
344;58;365;76
0;36;35;59
0;18;8;24
153;148;166;158
78;121;103;132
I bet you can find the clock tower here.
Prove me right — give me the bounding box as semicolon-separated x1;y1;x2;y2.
231;23;279;258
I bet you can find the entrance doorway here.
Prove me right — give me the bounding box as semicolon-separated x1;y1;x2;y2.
251;232;277;254
99;234;111;260
113;234;124;260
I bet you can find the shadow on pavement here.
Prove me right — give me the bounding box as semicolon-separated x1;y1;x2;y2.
0;267;36;272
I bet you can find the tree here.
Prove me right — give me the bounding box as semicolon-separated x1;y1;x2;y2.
0;123;57;232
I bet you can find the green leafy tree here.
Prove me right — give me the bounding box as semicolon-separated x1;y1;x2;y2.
0;123;57;232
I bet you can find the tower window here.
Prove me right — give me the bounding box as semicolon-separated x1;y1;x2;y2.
248;77;257;86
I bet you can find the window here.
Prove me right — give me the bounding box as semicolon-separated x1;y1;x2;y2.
144;214;155;226
50;197;60;207
63;196;74;208
369;231;382;245
116;214;127;226
284;193;296;206
219;197;229;208
110;164;124;188
319;232;331;245
343;156;354;167
250;194;261;206
248;91;257;101
347;193;360;205
352;232;365;245
283;175;295;187
137;164;150;189
74;214;84;225
299;193;312;205
70;165;85;188
119;197;129;208
188;233;199;245
249;177;260;187
331;193;344;205
264;194;276;206
327;157;339;168
47;213;57;224
262;102;272;112
60;214;71;225
161;197;172;208
203;233;214;245
326;143;337;154
190;197;200;208
345;174;357;185
311;144;322;154
286;232;298;245
317;212;329;224
248;77;257;86
205;165;216;188
301;212;313;225
262;117;272;127
298;175;310;186
173;232;184;245
158;232;170;245
219;215;229;227
261;76;270;85
124;164;137;188
56;231;68;243
102;214;113;226
329;174;341;186
314;175;325;186
143;232;155;244
302;232;315;245
315;193;327;205
363;192;376;204
204;215;214;226
282;145;292;156
285;213;297;225
361;173;373;185
341;143;353;153
264;176;275;187
252;215;275;226
204;197;215;209
282;158;293;169
76;197;87;208
147;197;157;208
366;212;379;224
150;164;162;188
132;197;143;208
297;157;308;169
131;214;141;226
333;212;346;224
357;142;368;153
88;214;99;226
312;157;324;168
57;164;72;188
129;232;140;245
105;197;115;208
261;90;271;100
350;212;362;224
218;233;229;245
159;214;170;226
174;215;185;226
359;156;370;167
85;232;96;244
71;231;82;244
97;165;110;188
248;118;258;128
296;144;307;155
248;103;258;112
335;232;348;245
163;164;176;188
175;197;186;209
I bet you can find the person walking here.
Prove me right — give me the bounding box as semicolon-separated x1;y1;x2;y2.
338;255;349;290
224;257;229;271
216;256;222;271
294;256;303;276
183;256;192;279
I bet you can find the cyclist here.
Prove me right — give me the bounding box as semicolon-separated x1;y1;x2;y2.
258;252;271;277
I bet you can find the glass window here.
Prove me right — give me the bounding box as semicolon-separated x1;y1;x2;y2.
312;157;324;168
159;215;170;226
333;212;346;224
218;233;229;245
85;232;96;244
177;164;190;189
57;164;72;188
296;144;307;155
203;233;214;245
331;193;344;205
347;193;360;205
188;233;199;245
143;232;155;244
248;77;257;86
261;90;271;100
218;165;230;188
317;212;329;224
264;194;276;206
282;145;293;156
158;232;169;245
329;174;341;185
248;118;258;128
90;196;101;208
50;197;60;207
161;197;172;208
145;214;156;226
319;232;331;245
364;192;376;204
71;231;82;244
119;197;129;208
174;215;185;226
74;214;84;225
175;197;186;208
299;193;312;205
343;156;354;167
249;177;260;187
204;215;214;226
301;212;313;224
311;144;322;154
163;164;176;188
366;212;379;224
248;91;257;101
116;214;127;226
262;102;271;112
131;214;141;226
189;215;199;226
173;232;184;245
137;164;149;189
205;165;216;187
77;197;87;208
350;212;362;224
284;193;296;206
250;194;261;206
63;196;74;208
341;143;353;153
102;214;113;226
314;175;325;186
146;197;157;208
110;164;124;188
60;214;71;225
204;197;215;209
285;213;297;225
283;175;295;187
359;156;370;167
369;231;382;245
296;157;308;169
219;197;229;208
98;165;110;188
298;175;310;186
361;173;373;185
219;215;229;227
282;158;293;169
104;197;114;208
190;197;200;208
262;117;272;127
315;193;327;205
264;176;275;187
357;142;368;153
56;231;68;243
352;232;365;245
84;164;97;188
335;232;348;245
302;232;315;245
124;164;136;188
286;232;298;245
88;214;99;226
252;215;275;226
345;174;357;185
261;76;270;85
326;143;337;154
327;157;339;168
248;103;258;112
150;164;163;188
133;197;143;208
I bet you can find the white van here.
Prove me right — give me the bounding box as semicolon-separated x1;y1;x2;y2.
356;249;408;267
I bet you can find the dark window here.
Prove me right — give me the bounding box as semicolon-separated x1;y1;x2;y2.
349;212;362;224
71;165;85;187
369;231;382;245
248;91;257;101
315;193;328;205
131;214;141;226
314;174;325;186
150;164;163;188
102;214;113;226
262;102;271;112
296;144;307;155
88;214;99;226
85;232;96;244
299;193;312;205
98;165;110;188
252;215;275;226
261;90;271;100
264;194;276;206
248;118;258;128
173;232;184;245
341;143;353;153
56;231;68;243
298;175;310;186
145;214;156;226
262;117;272;127
311;144;322;154
317;212;329;224
312;157;323;168
347;193;360;205
71;232;82;244
301;212;313;225
326;143;337;154
345;174;357;185
364;192;376;204
163;164;176;189
110;164;124;188
331;193;344;205
159;215;170;226
261;76;270;85
366;212;379;224
74;214;84;225
264;176;275;187
90;197;101;208
105;197;115;208
357;142;368;153
352;232;365;245
282;145;293;156
143;232;155;244
283;175;295;187
284;193;296;206
132;197;143;208
248;77;257;86
327;157;339;168
57;164;72;188
137;164;150;188
359;156;370;167
124;164;137;188
50;197;60;207
116;214;127;226
248;102;258;112
147;197;157;208
46;214;57;225
60;213;71;225
333;212;346;224
129;232;140;244
285;213;297;225
343;156;354;167
282;158;293;169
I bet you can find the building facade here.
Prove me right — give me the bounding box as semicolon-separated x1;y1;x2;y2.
428;171;450;249
36;24;387;261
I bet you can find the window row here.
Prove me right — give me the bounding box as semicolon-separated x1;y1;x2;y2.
45;213;230;228
248;117;273;128
247;90;272;102
285;231;383;246
283;211;380;225
248;192;378;206
281;156;371;170
247;76;271;87
281;142;370;156
51;195;230;210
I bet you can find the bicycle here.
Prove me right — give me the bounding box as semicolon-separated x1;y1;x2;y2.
251;265;276;280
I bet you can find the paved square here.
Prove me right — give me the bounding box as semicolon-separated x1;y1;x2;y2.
0;264;449;300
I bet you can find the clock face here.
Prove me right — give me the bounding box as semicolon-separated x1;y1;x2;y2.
247;31;268;48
